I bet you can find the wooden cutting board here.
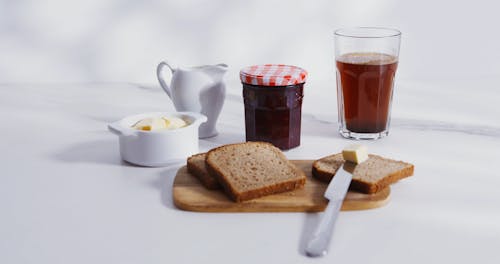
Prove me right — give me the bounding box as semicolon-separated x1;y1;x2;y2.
173;160;390;212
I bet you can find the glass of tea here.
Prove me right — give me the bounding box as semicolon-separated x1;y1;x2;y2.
334;27;401;140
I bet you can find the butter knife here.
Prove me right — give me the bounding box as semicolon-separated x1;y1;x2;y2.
305;161;356;257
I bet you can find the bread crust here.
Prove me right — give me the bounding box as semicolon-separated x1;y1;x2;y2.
312;153;414;194
206;142;306;202
187;153;221;190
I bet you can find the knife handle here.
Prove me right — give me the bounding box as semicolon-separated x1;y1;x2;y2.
305;199;343;257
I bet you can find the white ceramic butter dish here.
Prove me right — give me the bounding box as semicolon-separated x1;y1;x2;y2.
108;112;207;167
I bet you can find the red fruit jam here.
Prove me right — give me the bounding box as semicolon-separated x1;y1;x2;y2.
240;65;307;150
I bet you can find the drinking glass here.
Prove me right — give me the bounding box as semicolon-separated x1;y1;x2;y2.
335;27;401;140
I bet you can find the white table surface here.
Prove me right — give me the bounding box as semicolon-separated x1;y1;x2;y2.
1;78;499;264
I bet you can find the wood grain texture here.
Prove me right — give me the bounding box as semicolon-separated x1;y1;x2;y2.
173;160;390;212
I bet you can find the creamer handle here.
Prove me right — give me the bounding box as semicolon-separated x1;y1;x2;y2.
157;61;176;98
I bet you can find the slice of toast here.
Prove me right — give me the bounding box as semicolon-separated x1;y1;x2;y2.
187;153;221;190
312;153;414;194
206;142;306;202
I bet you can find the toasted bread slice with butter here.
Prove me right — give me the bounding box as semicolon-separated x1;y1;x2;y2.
206;142;306;202
312;154;414;194
187;153;221;190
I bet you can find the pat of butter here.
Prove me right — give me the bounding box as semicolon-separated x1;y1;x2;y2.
342;144;369;164
132;117;188;131
163;117;188;130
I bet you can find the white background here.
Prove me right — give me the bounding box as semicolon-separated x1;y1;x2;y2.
1;0;500;84
1;1;500;264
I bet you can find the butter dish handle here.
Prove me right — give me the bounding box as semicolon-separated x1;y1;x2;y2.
108;122;135;137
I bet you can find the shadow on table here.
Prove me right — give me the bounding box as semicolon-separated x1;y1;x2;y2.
298;212;322;256
52;139;137;167
199;130;245;149
55;138;185;210
149;164;185;210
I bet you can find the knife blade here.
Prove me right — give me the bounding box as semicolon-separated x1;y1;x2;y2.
305;161;356;257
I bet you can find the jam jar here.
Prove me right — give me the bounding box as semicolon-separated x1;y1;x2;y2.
240;64;308;150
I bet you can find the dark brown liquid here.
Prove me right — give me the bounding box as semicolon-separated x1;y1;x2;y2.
336;53;398;133
243;83;303;150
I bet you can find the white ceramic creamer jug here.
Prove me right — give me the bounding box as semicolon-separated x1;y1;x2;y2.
157;61;227;138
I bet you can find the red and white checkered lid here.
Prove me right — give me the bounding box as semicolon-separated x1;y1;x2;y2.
240;64;308;86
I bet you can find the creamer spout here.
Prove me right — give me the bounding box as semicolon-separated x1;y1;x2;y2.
202;63;228;82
